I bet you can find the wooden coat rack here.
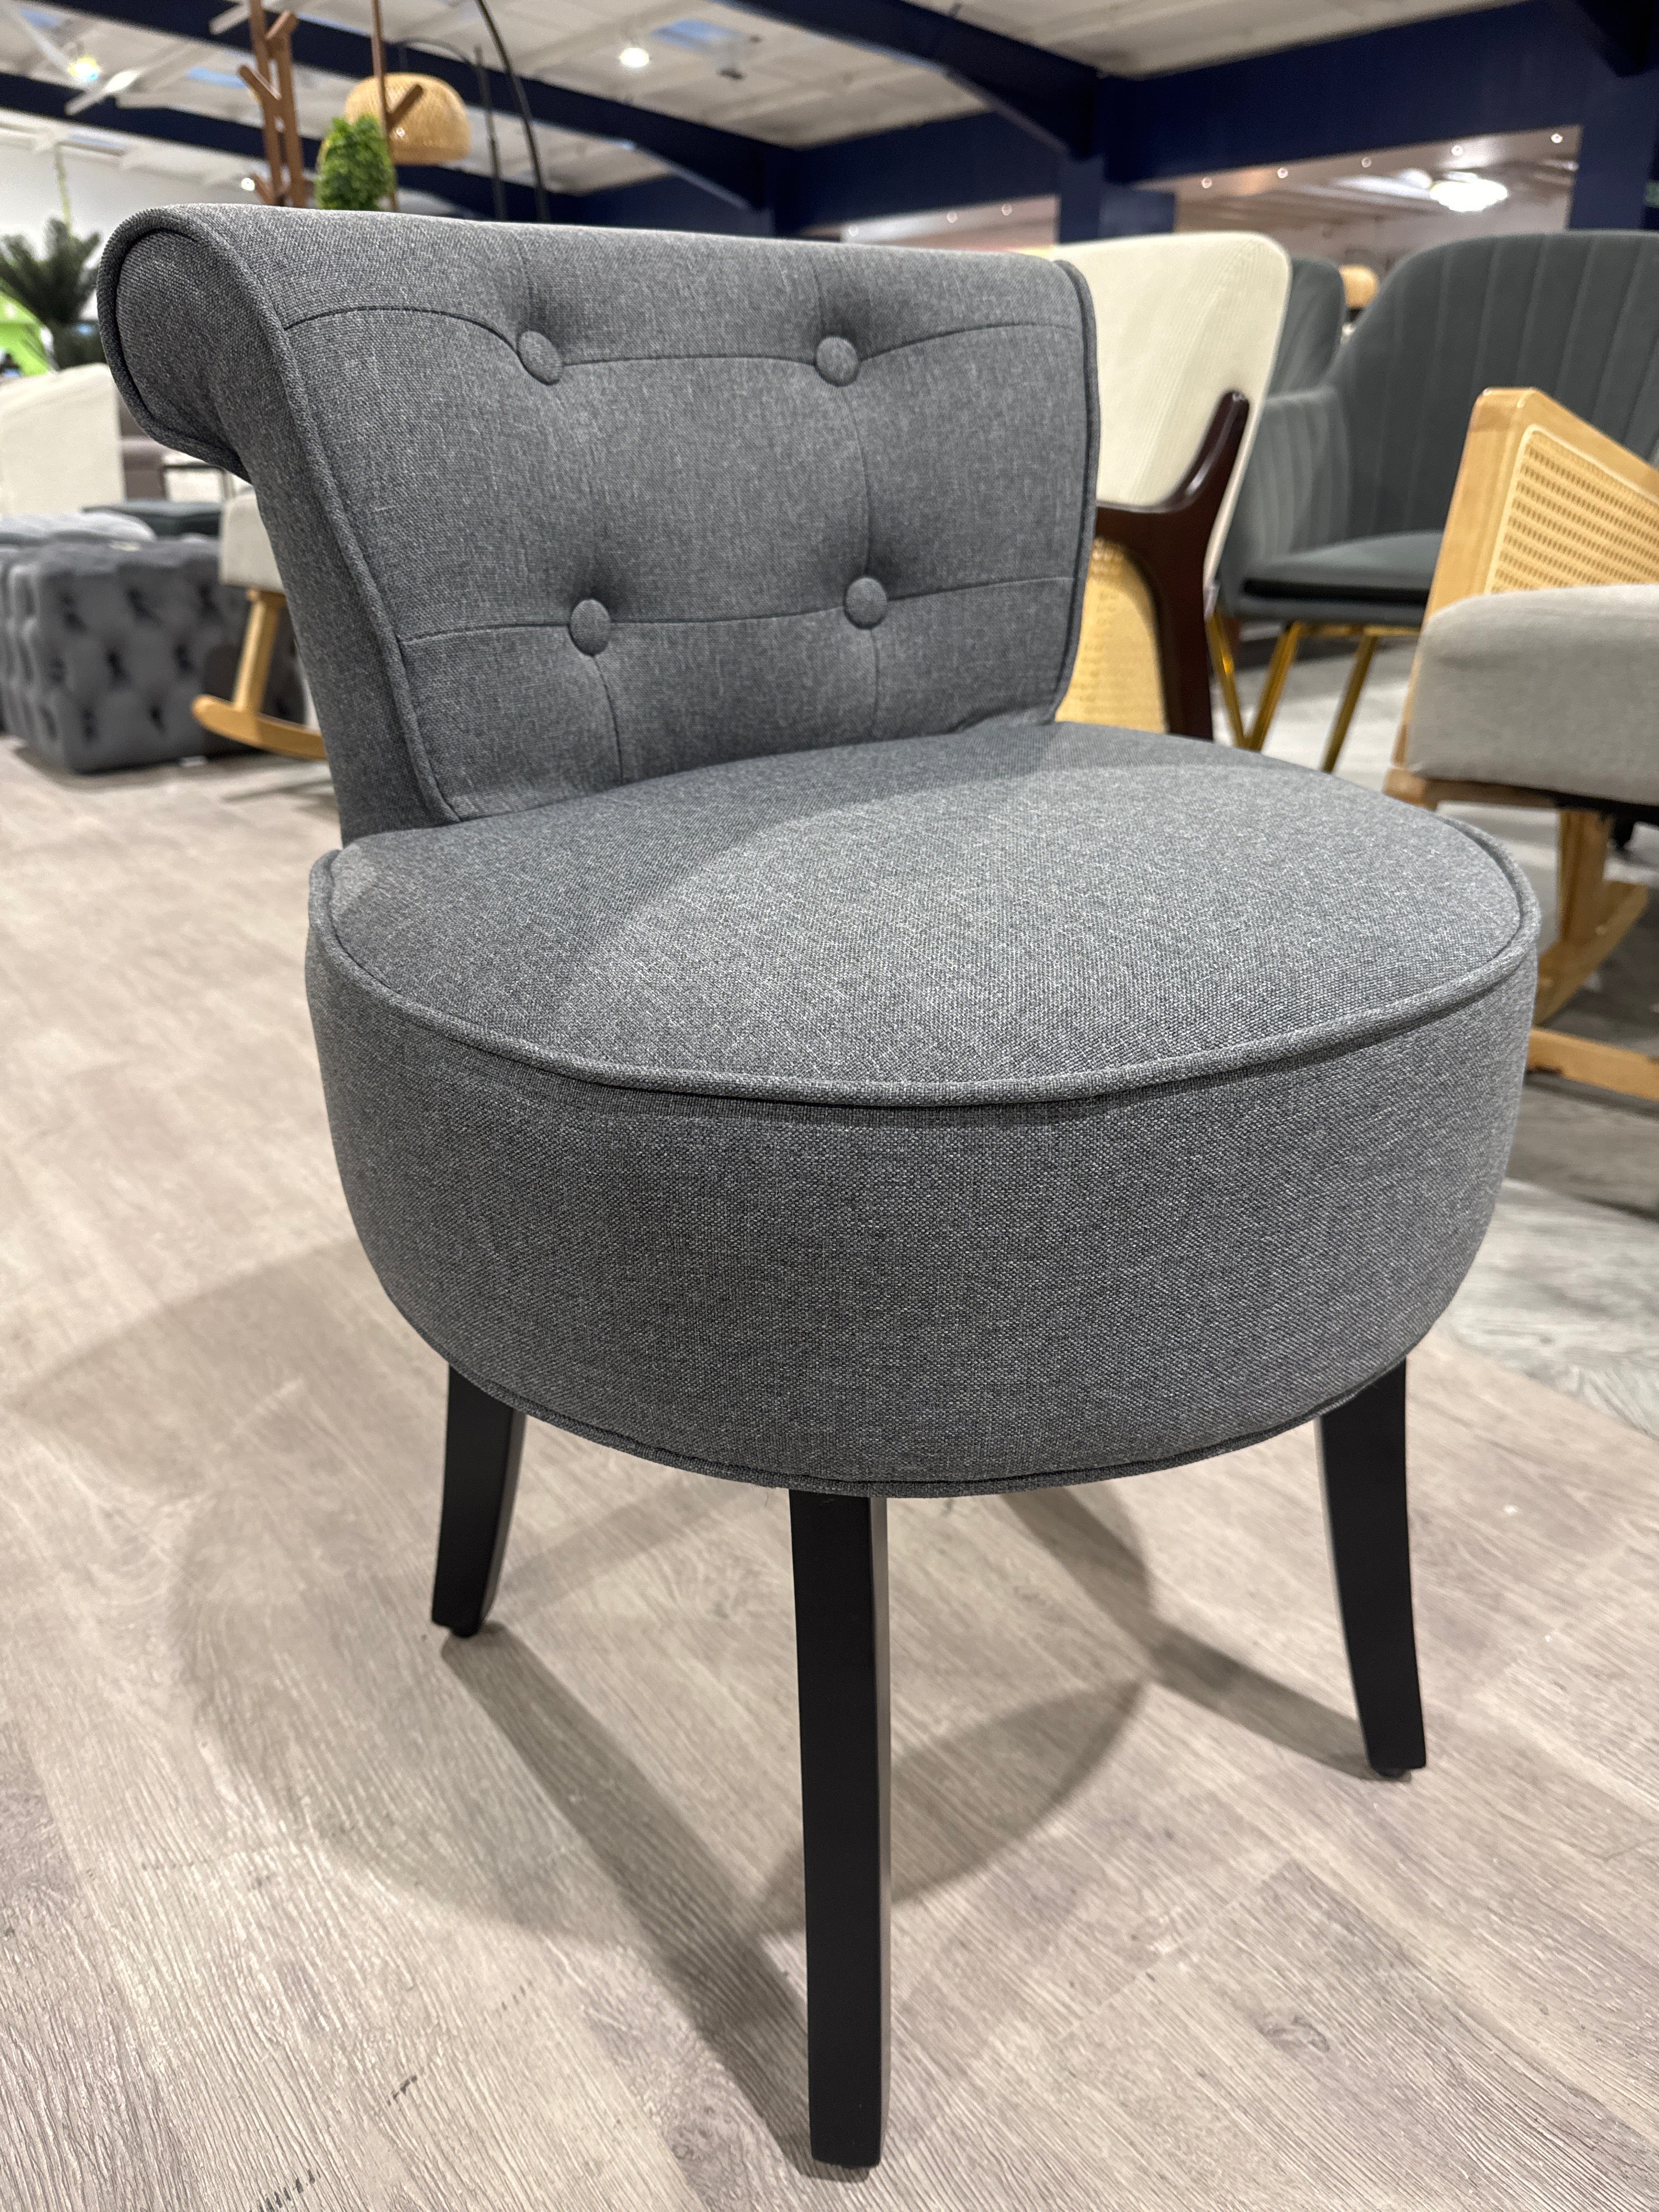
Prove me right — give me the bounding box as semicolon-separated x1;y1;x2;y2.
239;0;307;207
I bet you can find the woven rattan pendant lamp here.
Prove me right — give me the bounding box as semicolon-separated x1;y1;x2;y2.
342;72;471;165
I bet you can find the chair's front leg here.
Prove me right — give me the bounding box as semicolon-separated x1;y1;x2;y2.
789;1491;890;2169
431;1368;526;1637
1318;1360;1426;1777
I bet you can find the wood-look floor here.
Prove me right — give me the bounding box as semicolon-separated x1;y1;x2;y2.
3;740;1658;2210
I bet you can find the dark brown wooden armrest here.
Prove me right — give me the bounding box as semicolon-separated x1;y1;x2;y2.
1093;390;1249;741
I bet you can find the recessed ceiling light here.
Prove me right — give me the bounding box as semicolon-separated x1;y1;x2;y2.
1276;166;1288;178
67;53;100;84
618;44;650;68
1430;173;1508;213
1551;131;1564;144
239;173;256;191
1201;176;1212;188
1451;144;1463;156
1361;156;1372;167
945;210;957;222
1001;203;1011;215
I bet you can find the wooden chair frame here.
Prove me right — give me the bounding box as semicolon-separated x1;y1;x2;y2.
193;587;326;761
1388;387;1659;1102
1059;391;1249;742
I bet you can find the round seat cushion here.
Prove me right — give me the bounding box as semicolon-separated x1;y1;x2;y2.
307;720;1537;1494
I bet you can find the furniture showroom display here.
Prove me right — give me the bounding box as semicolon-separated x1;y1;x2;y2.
1392;382;1659;1102
1048;232;1289;739
101;208;1538;2170
1216;230;1659;768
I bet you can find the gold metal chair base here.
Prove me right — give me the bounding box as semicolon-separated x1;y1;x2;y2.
192;588;325;761
1210;615;1417;768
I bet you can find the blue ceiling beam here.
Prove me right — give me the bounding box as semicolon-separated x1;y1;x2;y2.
0;65;555;219
724;0;1096;157
65;0;771;205
1543;0;1658;73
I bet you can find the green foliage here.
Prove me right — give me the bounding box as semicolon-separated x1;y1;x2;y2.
0;216;102;369
315;115;396;211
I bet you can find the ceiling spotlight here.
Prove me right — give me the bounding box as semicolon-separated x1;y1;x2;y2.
945;210;957;222
1361;156;1372;167
239;173;256;191
67;53;101;84
1452;144;1463;155
1551;131;1564;144
1429;173;1508;213
1001;202;1011;215
1276;166;1288;178
618;44;650;68
1201;176;1212;188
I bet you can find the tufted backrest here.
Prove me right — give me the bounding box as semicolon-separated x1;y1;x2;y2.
1331;230;1659;540
98;210;1098;843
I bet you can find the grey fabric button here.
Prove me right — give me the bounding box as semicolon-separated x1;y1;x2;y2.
844;576;887;629
569;598;611;654
815;336;859;386
518;331;562;382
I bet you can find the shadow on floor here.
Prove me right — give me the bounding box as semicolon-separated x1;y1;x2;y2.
1006;1487;1371;1779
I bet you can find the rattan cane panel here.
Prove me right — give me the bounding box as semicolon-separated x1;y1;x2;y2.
1057;540;1166;731
1486;426;1659;594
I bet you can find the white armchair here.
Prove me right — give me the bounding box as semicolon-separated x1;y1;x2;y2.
0;364;123;516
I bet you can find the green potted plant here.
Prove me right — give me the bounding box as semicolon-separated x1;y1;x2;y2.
0;217;102;367
315;115;397;210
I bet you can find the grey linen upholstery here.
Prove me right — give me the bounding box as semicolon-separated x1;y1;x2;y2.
1221;232;1659;627
101;208;1536;1496
1406;584;1659;808
1266;256;1345;397
0;530;259;772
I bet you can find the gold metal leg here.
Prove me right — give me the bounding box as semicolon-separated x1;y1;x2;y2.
1239;622;1305;753
1319;631;1379;774
1207;612;1245;746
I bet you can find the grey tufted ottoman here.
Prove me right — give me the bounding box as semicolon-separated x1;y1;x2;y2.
103;210;1537;2169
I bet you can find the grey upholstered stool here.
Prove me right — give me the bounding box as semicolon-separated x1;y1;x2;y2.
102;210;1537;2170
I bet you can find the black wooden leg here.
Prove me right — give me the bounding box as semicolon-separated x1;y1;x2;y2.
1318;1359;1426;1778
789;1492;890;2169
431;1368;526;1638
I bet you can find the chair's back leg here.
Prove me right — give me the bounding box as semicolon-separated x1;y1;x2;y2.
789;1492;890;2169
431;1368;526;1637
1317;1360;1426;1778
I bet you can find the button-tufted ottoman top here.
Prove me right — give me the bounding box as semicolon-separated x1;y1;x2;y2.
307;721;1537;1494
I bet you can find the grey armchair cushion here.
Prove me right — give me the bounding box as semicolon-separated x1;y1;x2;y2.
99;210;1097;845
1239;529;1442;625
309;719;1536;1492
1221;231;1659;620
1406;584;1659;806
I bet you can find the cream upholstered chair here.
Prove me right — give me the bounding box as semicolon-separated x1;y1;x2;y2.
191;486;324;758
0;363;123;516
1048;233;1289;737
